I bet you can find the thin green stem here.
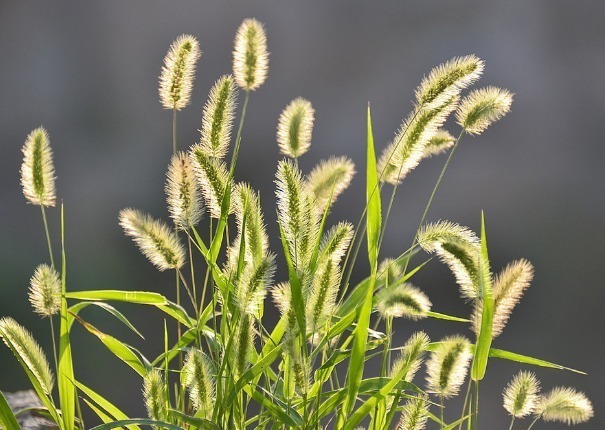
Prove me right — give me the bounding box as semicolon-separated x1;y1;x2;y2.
458;377;473;430
229;91;250;175
472;379;479;430
526;415;541;430
440;395;445;429
40;205;55;269
49;317;58;373
172;108;177;155
508;416;516;430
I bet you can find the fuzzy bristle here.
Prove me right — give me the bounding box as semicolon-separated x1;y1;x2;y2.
306;156;355;213
503;371;540;418
391;331;430;384
377;257;404;288
118;208;186;270
456;86;513;135
277;98;315;158
159;34;201;110
378;96;458;185
236;254;276;317
417;221;482;300
198;75;238;158
398;395;429;430
472;259;534;337
376;283;432;320
143;369;168;422
165;152;203;230
20;127;56;207
182;349;214;418
0;317;54;395
190;148;232;218
28;264;61;318
233;18;269;91
415;55;484;109
423;129;456;158
537;387;593;425
425;335;472;398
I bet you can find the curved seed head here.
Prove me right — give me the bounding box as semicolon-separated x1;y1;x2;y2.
165;152;203;230
537;387;593;425
425;335;472;398
456;86;513;135
306;156;355;213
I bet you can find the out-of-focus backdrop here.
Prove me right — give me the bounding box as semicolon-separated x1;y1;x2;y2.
1;2;603;428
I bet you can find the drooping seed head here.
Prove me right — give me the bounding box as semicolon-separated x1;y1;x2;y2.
118;208;186;270
165;152;203;230
277;98;315;158
398;395;429;430
473;259;534;337
503;371;540;418
456;86;513;135
20;127;56;207
422;129;456;158
190;148;233;218
143;369;168;422
390;331;430;384
306;156;355;213
159;34;201;110
376;283;432;320
0;317;54;395
28;264;61;318
537;387;593;425
182;348;214;418
425;335;472;398
198;75;238;158
233;18;269;91
415;55;484;109
418;221;481;300
378;96;459;185
377;257;404;288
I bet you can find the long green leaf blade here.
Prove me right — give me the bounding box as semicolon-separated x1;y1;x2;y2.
489;348;586;374
0;388;22;430
65;290;168;304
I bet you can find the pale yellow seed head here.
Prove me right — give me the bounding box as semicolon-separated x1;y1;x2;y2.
182;349;214;418
159;34;201;110
189;148;232;219
425;335;472;398
376;283;432;320
28;264;61;317
456;86;513;135
503;371;540;418
422;129;456;158
198;75;238;158
20;127;56;207
306;156;355;213
143;369;167;422
390;331;430;384
537;387;593;425
233;18;269;91
277;97;315;158
119;208;186;270
165;152;203;230
398;395;429;430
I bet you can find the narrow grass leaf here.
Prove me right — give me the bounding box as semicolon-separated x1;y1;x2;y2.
0;390;20;430
74;380;139;430
65;290;168;304
489;348;586;374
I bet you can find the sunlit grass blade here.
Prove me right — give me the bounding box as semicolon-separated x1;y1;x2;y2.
65;290;168;304
68;302;144;339
0;390;20;430
342;105;382;423
488;348;586;374
471;212;493;381
89;419;189;430
74;380;140;430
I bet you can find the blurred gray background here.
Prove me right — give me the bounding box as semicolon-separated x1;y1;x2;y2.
1;1;603;428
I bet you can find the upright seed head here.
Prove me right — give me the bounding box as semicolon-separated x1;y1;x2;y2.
165;152;203;230
277;98;315;158
398;395;429;430
28;264;61;318
425;335;472;398
390;331;430;384
118;208;186;270
456;86;513;135
198;75;238;159
422;129;456;159
143;369;168;422
159;34;201;110
182;349;214;418
537;387;593;425
0;317;54;395
415;55;484;109
375;283;432;320
306;156;355;214
473;259;534;337
503;371;541;418
236;254;276;317
233;18;269;91
190;148;232;218
20;127;56;207
418;221;481;300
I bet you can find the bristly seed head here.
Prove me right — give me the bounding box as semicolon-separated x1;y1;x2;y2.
456;86;513;135
415;55;484;109
391;331;430;384
190;148;232;218
20;127;56;207
28;264;61;318
306;156;355;214
198;75;238;159
398;394;429;430
503;371;540;418
277;98;315;158
118;208;186;271
0;317;54;395
182;348;214;418
233;18;269;91
537;387;593;425
159;34;201;110
165;152;203;230
143;369;168;422
425;335;472;398
422;129;456;159
375;283;432;320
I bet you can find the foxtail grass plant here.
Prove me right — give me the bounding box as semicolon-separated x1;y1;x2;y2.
0;18;593;430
